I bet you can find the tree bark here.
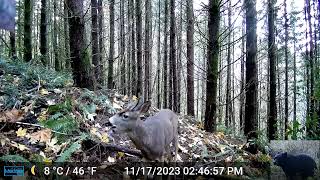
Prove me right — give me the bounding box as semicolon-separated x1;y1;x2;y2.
131;0;136;95
186;0;195;116
268;0;277;140
144;0;151;100
136;0;142;96
240;18;245;132
169;0;177;112
9;31;16;59
98;0;104;84
40;0;47;65
204;0;220;132
91;0;100;83
53;0;60;71
163;0;168;108
120;0;126;94
108;0;115;89
67;0;94;90
157;0;161;108
64;0;71;69
283;0;289;140
24;0;32;62
225;0;232;128
244;0;258;139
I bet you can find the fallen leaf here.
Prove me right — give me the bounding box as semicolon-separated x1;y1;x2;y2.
16;128;27;137
112;102;122;110
0;108;24;122
29;129;52;143
11;142;30;151
117;152;125;159
40;88;49;95
107;156;115;163
46;137;61;153
225;156;233;162
100;133;109;143
47;99;56;106
53;89;62;94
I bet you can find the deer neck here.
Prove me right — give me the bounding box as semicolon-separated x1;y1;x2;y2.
127;119;150;150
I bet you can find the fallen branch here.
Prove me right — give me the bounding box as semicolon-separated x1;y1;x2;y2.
101;143;143;158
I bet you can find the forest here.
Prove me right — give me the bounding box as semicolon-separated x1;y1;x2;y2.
0;0;319;179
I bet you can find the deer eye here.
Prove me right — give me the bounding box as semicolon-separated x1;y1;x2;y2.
123;114;129;119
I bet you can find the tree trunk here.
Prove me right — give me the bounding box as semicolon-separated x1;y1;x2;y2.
176;0;182;113
91;0;100;83
268;0;277;140
293;26;297;123
244;0;258;139
186;0;195;116
120;0;126;94
169;0;177;112
40;0;47;65
136;0;142;96
108;0;115;89
144;0;151;100
157;0;161;108
53;0;60;71
64;0;71;69
225;0;232;128
204;0;220;132
163;0;168;108
240;18;245;133
98;0;104;84
283;0;289;140
24;0;32;62
67;0;94;90
10;31;16;59
130;0;136;95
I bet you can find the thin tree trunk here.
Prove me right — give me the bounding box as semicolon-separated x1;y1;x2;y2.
24;0;32;62
98;0;104;84
169;0;177;112
268;0;277;140
53;0;60;71
225;0;232;128
204;0;220;132
144;0;151;99
163;0;168;108
64;0;70;69
176;0;182;113
91;0;100;83
157;0;161;108
186;0;195;116
40;0;47;65
284;0;289;140
108;0;115;89
131;0;136;95
240;18;245;133
120;0;126;94
9;31;16;59
136;0;142;96
293;27;297;122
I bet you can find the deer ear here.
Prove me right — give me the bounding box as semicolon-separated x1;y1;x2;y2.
139;101;151;113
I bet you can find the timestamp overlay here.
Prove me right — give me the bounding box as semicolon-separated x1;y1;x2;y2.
0;161;253;179
123;162;246;179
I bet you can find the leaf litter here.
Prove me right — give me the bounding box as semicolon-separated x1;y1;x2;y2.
0;60;271;179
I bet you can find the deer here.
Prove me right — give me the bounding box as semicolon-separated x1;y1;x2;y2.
108;98;179;165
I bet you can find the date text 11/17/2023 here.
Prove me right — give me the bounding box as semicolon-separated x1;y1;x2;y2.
125;166;243;176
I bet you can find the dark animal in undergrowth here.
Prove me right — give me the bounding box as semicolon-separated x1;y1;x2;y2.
273;152;317;180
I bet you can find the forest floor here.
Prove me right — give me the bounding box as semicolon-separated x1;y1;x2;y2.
0;59;271;179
